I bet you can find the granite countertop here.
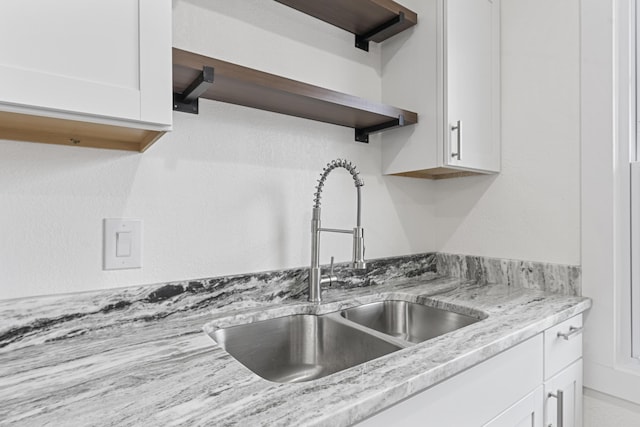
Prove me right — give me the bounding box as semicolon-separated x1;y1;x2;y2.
0;259;591;427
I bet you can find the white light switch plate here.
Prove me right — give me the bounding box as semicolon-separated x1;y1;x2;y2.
103;219;142;270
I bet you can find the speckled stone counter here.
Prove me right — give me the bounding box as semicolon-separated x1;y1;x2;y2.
0;254;590;426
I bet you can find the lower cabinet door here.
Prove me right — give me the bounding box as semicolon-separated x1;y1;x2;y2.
483;386;543;427
356;336;543;426
544;359;583;427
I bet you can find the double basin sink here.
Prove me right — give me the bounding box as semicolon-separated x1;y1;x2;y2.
207;300;483;384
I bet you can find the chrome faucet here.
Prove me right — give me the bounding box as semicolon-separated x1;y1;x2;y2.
309;159;366;303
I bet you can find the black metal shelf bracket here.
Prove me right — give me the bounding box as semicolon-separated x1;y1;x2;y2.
355;12;405;52
173;66;215;114
355;114;405;143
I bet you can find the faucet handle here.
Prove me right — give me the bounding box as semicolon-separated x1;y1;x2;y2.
327;256;338;286
318;256;338;289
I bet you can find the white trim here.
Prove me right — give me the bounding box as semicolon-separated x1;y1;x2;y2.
584;387;640;413
633;0;640;361
615;0;634;366
636;0;640;161
581;0;640;404
631;164;640;359
584;361;640;405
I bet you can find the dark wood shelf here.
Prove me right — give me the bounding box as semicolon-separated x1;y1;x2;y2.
172;48;417;142
274;0;417;50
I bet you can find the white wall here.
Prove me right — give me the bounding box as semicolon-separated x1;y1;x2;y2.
433;0;581;266
381;0;581;267
0;0;584;301
0;0;435;300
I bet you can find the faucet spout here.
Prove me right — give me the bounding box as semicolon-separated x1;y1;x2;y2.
309;159;367;303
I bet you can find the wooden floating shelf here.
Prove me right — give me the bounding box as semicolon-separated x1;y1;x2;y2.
274;0;418;51
0;110;164;152
172;48;418;142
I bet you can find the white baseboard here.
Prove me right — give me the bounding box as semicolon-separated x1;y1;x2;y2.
584;360;640;406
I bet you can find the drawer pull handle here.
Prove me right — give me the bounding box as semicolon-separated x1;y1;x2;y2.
557;326;582;340
548;390;564;427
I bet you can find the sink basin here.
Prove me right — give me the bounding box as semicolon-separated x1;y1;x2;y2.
208;314;402;383
207;300;484;383
341;300;481;344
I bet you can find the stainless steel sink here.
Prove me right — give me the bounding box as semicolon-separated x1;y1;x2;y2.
207;300;484;383
208;314;402;383
340;300;481;344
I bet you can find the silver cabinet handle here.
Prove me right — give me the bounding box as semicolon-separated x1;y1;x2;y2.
548;390;564;427
557;326;582;340
450;120;461;160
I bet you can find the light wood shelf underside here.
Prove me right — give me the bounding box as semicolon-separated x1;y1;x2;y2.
392;168;486;180
0;111;164;152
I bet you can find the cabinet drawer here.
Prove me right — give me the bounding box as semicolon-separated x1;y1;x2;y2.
544;315;583;380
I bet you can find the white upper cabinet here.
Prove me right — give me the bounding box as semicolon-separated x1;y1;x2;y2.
0;0;172;152
382;0;501;179
444;0;500;172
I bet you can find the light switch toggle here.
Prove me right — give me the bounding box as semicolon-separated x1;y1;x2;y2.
103;219;142;270
116;232;132;257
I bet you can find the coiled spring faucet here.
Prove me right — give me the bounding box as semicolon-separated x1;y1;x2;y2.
309;159;366;303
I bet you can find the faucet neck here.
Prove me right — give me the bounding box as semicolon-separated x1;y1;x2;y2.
356;186;362;228
308;160;367;303
313;159;364;210
311;207;321;270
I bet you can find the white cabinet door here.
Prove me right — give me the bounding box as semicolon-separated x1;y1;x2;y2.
444;0;500;172
0;0;171;128
381;0;500;178
356;335;543;427
544;359;583;427
483;386;544;427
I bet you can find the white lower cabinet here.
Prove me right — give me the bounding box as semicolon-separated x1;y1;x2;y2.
543;315;584;427
544;360;583;427
357;314;583;427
